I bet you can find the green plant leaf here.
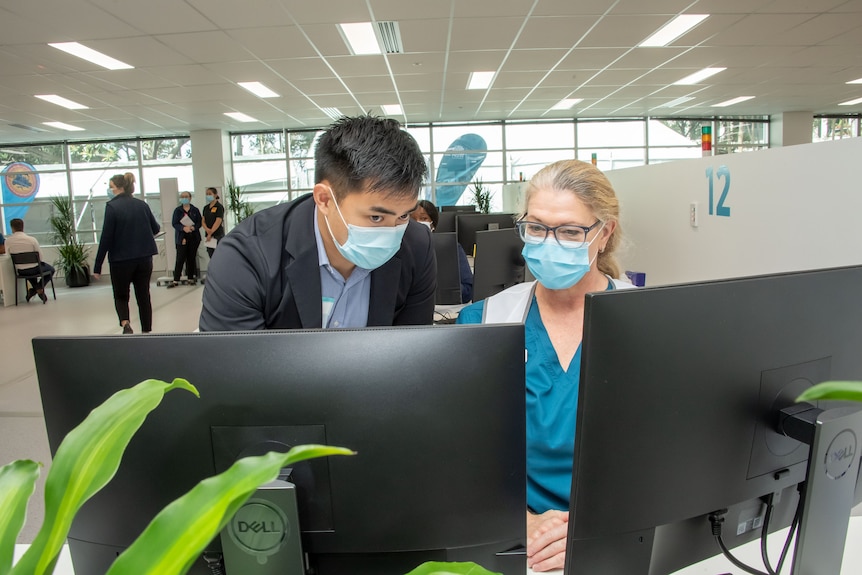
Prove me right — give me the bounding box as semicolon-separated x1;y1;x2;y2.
11;378;198;575
0;460;41;575
404;561;503;575
796;381;862;403
107;444;354;575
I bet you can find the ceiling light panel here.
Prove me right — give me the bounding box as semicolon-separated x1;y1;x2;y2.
43;121;85;131
338;22;382;55
839;97;862;106
224;112;258;122
712;96;755;107
657;96;695;108
674;67;726;85
48;42;133;70
551;98;583;110
322;107;343;120
467;71;495;90
35;94;88;110
847;78;862;85
238;82;280;98
640;14;709;47
381;104;402;115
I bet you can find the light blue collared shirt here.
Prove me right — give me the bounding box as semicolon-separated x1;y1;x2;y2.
313;207;371;328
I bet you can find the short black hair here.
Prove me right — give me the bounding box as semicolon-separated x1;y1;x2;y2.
314;115;427;200
417;200;439;229
10;218;23;232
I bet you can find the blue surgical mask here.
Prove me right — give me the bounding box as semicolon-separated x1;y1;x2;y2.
206;195;214;203
180;197;190;205
522;225;604;290
323;192;408;270
107;187;114;198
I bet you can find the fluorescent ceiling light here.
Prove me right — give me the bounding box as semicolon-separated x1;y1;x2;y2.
381;104;402;115
712;96;755;107
467;71;495;90
839;97;862;106
640;14;709;47
35;94;88;110
846;78;862;85
43;121;85;131
237;82;279;98
322;107;342;120
657;96;695;108
48;42;133;70
338;22;382;55
551;98;583;110
224;112;258;123
674;67;726;85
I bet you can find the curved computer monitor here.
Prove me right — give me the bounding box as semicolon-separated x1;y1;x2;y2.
472;228;526;302
34;324;527;575
566;266;862;575
455;213;516;257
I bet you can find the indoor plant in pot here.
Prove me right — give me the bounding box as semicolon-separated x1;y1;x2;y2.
48;196;90;287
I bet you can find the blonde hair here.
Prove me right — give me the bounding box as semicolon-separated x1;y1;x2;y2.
519;160;623;279
110;172;137;195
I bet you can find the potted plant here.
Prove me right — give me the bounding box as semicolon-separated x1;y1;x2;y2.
226;180;254;229
0;378;501;575
48;196;90;287
470;178;492;214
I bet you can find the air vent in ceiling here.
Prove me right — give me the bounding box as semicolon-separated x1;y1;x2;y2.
8;123;47;133
376;21;403;54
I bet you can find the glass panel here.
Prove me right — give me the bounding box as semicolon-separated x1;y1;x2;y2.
74;199;107;245
141;138;192;163
577;148;645;171
716;120;768;148
405;125;432;152
232;132;285;158
578;120;645;147
142;165;195;199
813;117;859;142
431;123;503;152
505;122;574;150
0;144;66;170
649;147;702;164
648;119;707;147
233;160;289;191
507;149;576;181
288;130;322;159
68;141;138;167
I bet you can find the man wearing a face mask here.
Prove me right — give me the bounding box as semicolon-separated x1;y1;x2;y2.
199;115;436;331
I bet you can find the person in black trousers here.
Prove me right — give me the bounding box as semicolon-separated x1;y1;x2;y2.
201;187;225;258
93;172;161;334
169;191;202;287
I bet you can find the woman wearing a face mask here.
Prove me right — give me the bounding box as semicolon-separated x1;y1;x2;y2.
168;191;203;288
456;159;635;572
411;199;474;303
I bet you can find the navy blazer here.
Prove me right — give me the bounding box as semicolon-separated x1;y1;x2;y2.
171;204;203;245
94;194;160;274
199;193;437;331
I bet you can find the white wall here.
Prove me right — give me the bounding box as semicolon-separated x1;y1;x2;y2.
606;137;862;286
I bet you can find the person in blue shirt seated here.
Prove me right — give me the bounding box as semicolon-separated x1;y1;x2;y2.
457;159;635;572
411;199;474;303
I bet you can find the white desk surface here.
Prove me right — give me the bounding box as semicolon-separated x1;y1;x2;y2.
14;516;861;574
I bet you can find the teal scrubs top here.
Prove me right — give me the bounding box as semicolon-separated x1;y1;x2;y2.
457;280;615;513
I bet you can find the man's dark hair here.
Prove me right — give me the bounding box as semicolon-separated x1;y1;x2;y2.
10;218;24;232
315;115;428;200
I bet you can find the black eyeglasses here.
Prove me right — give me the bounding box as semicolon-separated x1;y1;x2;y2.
516;219;603;249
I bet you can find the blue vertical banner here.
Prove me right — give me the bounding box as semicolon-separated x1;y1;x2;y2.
2;162;40;231
434;134;487;206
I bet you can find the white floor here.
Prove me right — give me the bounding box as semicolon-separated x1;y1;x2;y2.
0;276;205;542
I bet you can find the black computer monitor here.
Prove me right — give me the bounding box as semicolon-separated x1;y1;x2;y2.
472;228;525;303
455;213;516;257
440;205;477;212
33;325;527;575
566;266;862;575
433;232;462;304
435;211;458;233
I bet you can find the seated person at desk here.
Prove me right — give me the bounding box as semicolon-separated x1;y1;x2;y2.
412;199;474;303
457;160;635;572
199;115;436;331
6;218;55;303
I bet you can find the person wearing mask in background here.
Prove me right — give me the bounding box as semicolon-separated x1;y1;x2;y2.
411;199;474;303
0;231;5;254
6;218;54;303
93;172;161;334
168;191;202;287
201;187;225;258
199;114;435;331
457;159;635;572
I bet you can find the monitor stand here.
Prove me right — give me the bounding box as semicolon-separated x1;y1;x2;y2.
778;404;862;574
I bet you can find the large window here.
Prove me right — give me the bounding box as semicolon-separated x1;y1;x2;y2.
813;115;861;142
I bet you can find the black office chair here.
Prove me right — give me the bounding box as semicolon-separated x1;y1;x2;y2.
10;252;56;305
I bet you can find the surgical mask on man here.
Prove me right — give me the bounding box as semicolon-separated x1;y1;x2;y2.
179;197;190;205
323;190;408;270
522;226;603;290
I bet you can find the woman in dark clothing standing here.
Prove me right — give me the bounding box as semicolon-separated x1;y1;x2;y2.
168;190;202;287
201;187;225;258
93;172;161;334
